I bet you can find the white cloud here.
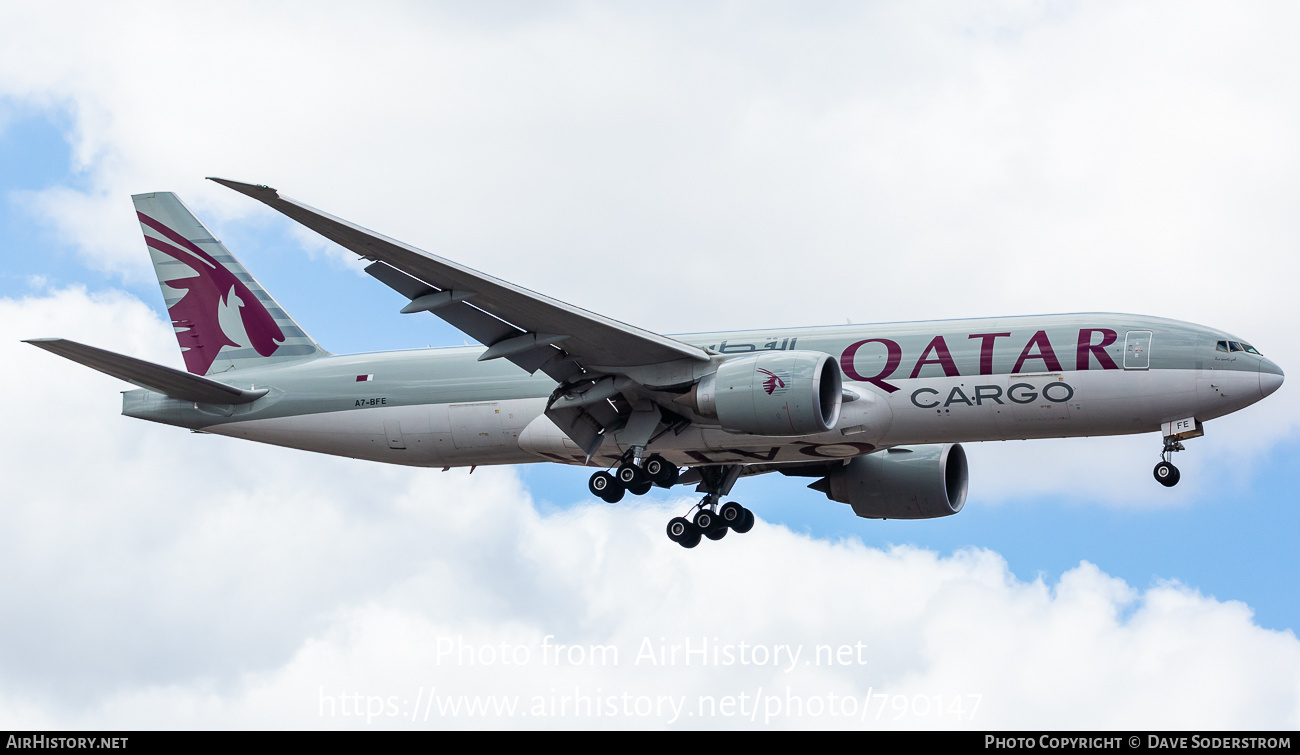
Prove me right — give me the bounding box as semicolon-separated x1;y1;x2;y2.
58;547;1300;730
0;2;1294;482
2;288;1298;728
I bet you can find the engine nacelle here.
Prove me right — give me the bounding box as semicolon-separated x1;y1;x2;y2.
818;444;968;519
695;351;842;436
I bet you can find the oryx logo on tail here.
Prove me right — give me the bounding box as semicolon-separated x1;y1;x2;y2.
138;211;285;375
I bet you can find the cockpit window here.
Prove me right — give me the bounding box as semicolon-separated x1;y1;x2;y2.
1216;340;1262;355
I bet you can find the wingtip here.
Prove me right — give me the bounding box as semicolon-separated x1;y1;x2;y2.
207;177;280;199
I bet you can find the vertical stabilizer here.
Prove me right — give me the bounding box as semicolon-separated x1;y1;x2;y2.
132;192;326;375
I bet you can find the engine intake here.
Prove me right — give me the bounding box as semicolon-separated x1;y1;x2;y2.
693;351;842;436
817;444;968;519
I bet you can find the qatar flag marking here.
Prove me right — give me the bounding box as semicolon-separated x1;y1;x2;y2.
356;374;374;382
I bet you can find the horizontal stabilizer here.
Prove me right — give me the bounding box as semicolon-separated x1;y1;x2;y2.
23;338;268;405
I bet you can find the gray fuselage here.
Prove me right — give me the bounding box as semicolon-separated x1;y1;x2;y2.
122;313;1284;469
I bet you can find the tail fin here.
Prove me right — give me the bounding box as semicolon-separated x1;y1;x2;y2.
132;191;326;375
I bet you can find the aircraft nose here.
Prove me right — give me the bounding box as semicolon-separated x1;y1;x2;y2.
1260;358;1284;399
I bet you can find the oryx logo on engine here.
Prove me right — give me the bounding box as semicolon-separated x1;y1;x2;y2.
758;368;788;395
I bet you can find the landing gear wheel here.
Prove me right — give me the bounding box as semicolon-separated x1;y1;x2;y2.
628;481;653;496
600;486;625;504
733;509;755;534
666;517;693;542
667;517;701;548
719;501;746;528
589;471;619;499
643;455;679;487
695;508;728;539
616;463;646;489
1153;461;1180;487
693;508;717;534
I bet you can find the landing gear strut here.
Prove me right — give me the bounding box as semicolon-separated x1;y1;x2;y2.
1153;437;1185;488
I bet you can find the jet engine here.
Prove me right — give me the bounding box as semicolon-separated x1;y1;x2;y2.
812;444;968;519
686;351;842;435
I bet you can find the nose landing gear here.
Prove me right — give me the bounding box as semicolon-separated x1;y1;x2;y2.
1153;437;1185;488
1153;418;1204;488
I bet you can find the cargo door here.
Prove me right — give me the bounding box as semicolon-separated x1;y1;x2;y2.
450;402;504;449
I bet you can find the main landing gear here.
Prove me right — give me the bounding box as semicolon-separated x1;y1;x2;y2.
666;500;754;549
1153;437;1185;488
664;464;755;549
588;457;757;548
588;453;679;504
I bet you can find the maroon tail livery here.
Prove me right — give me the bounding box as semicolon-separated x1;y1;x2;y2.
133;192;323;375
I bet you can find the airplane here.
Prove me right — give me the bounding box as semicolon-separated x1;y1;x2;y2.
25;179;1285;549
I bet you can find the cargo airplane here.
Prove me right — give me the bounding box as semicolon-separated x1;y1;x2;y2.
26;180;1285;548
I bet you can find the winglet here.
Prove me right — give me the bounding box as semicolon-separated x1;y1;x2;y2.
206;177;280;200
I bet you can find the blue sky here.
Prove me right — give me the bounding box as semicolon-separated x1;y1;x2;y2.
2;3;1297;729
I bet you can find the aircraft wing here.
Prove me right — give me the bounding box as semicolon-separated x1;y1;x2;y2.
209;178;709;376
210;178;712;456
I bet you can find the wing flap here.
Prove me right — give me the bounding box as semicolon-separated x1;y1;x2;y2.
366;259;584;382
365;260;433;300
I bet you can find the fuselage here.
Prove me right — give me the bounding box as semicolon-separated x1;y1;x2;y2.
122;313;1283;469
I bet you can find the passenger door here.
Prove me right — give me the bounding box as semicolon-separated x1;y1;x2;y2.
1124;331;1152;370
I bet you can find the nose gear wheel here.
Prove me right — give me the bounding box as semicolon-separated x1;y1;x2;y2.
1153;460;1180;487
